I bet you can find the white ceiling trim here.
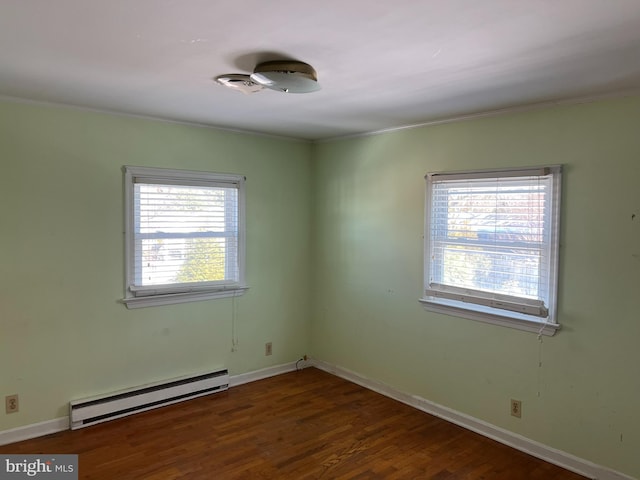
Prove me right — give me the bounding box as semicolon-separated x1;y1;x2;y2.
316;87;640;143
0;94;307;143
3;87;639;145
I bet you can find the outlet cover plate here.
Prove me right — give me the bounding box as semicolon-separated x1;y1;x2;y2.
6;394;19;414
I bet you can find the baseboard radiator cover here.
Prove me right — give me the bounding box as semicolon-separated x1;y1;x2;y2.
69;369;229;430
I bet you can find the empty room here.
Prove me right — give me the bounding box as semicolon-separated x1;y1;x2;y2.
0;1;639;479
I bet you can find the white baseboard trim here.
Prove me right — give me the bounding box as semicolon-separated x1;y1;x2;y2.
2;360;632;480
0;361;300;447
0;417;69;446
229;361;299;387
311;359;635;480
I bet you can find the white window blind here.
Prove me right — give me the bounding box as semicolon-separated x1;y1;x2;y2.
423;166;561;330
123;166;246;308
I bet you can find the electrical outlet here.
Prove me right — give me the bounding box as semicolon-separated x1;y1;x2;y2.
5;394;19;414
265;342;273;356
510;399;522;418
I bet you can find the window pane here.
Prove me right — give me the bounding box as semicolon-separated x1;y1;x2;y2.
438;245;543;298
430;175;550;300
133;183;238;287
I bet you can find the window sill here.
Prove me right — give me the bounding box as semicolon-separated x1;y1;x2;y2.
122;286;248;309
419;297;560;336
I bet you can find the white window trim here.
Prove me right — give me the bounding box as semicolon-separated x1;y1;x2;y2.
420;165;562;336
418;298;560;336
121;166;248;309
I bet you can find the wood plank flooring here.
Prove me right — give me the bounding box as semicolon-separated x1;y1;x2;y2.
0;368;586;479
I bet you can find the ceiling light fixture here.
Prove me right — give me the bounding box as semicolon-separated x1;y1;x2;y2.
250;60;321;94
215;74;264;94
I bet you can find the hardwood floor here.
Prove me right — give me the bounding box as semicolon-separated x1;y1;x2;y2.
0;368;586;479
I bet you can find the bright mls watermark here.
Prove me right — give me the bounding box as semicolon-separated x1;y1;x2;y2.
1;455;77;479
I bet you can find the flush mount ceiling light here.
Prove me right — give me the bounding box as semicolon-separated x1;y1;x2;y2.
250;61;321;93
215;60;321;94
215;74;264;94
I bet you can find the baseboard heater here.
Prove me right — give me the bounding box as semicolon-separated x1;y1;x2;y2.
69;369;229;430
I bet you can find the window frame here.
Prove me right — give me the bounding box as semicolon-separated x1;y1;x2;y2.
122;166;247;309
420;165;562;336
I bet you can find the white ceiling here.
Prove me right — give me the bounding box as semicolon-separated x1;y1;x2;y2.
1;0;639;140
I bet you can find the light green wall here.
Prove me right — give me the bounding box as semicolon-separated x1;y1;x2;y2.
310;96;640;478
0;101;312;429
2;95;639;477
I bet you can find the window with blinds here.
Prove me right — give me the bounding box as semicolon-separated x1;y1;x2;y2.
422;166;562;334
122;166;246;308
